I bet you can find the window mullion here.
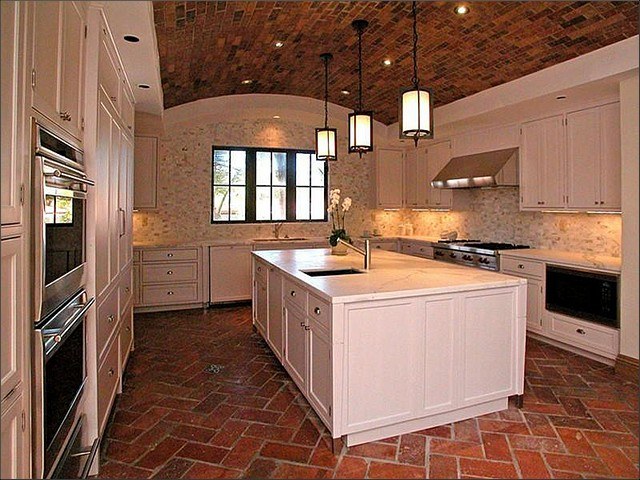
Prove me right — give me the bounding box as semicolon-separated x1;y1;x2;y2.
286;151;296;221
247;149;257;222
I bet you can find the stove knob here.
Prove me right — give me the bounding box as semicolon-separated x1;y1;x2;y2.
462;255;472;261
449;253;456;259
435;251;444;257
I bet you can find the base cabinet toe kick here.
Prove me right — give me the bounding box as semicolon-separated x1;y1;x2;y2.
252;257;527;446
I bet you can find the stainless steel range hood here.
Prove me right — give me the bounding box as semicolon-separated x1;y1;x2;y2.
432;147;519;188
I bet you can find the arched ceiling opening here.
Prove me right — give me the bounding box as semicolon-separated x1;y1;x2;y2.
153;1;638;125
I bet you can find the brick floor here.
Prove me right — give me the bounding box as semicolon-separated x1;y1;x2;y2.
98;306;639;479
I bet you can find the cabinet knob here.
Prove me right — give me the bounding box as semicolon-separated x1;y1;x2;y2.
600;201;605;205
314;307;321;315
108;368;115;377
595;201;599;205
125;326;131;332
53;334;62;343
59;111;71;121
167;291;174;295
167;270;174;275
518;264;525;269
290;290;296;297
257;266;262;272
107;314;115;323
125;287;130;293
576;328;586;335
110;95;117;102
304;325;310;331
167;253;174;257
300;321;305;327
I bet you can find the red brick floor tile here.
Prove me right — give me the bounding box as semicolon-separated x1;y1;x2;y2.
272;462;332;478
309;441;339;468
221;437;263;469
334;456;368;478
459;458;518;478
430;438;485;458
367;461;426;479
523;412;557;437
347;442;397;461
170;424;217;443
556;427;596;456
481;432;512;461
478;419;531;435
245;458;278;478
134;420;175;448
232;407;281;424
548;415;603;430
244;423;295;442
513;449;551;478
112;409;140;425
507;434;566;453
428;454;458;479
260;441;314;463
416;425;452;438
107;423;145;443
543;452;610;475
583;430;639;446
136;437;187;470
397;433;425;465
151;457;194;479
454;418;482;443
209;419;250;448
105;439;148;464
177;441;228;464
184;462;241;479
131;406;172;430
99;461;153;479
377;435;400;444
592;445;640;478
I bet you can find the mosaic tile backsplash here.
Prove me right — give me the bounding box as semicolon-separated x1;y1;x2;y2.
133;118;621;257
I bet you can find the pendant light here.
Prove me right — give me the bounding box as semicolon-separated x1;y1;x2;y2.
348;19;374;158
315;53;338;162
399;1;434;145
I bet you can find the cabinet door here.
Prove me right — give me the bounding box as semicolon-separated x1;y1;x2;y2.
426;141;453;208
283;305;307;391
599;103;621;210
1;1;24;226
31;1;62;122
308;321;331;423
210;246;252;302
118;135;133;271
1;237;23;401
567;108;600;209
95;99;112;296
98;31;120;113
520;115;565;209
267;269;284;360
254;279;268;335
58;1;85;140
109;119;122;283
403;149;418;207
375;149;404;208
1;393;27;479
525;278;543;333
133;136;158;209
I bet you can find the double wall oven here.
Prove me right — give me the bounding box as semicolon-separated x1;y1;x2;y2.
32;124;98;479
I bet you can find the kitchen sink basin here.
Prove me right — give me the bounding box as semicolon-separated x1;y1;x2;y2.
253;237;308;242
302;268;365;277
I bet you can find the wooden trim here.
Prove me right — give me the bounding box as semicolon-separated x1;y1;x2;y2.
615;354;639;381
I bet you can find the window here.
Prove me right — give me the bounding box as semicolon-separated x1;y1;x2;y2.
212;146;328;223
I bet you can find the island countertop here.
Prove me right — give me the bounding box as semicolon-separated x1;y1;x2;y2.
252;248;526;304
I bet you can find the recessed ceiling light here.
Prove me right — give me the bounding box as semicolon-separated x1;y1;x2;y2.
382;59;392;66
272;115;281;119
454;5;469;15
556;94;567;100
341;89;350;95
241;79;253;85
274;41;284;48
137;83;151;89
124;34;140;43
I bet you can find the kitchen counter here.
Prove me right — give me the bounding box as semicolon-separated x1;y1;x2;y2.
499;248;621;273
253;248;525;304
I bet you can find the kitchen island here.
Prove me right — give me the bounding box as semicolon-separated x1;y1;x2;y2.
251;248;527;449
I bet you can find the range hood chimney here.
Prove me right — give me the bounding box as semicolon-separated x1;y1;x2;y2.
431;147;519;189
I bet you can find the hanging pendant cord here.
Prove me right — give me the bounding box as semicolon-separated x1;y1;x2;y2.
412;1;419;88
358;26;364;111
324;56;329;128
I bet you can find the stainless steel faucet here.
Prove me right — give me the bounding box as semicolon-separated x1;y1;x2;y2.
273;222;284;239
337;238;371;270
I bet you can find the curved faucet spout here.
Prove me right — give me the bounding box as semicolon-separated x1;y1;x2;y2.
337;239;371;270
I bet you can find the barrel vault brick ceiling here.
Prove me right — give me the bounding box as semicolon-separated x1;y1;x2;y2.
153;1;638;125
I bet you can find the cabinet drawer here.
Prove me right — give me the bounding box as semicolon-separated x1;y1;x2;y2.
142;248;198;263
142;283;199;305
119;304;133;367
142;263;198;284
133;250;141;262
371;241;397;251
119;267;133;314
308;294;330;331
400;242;417;255
98;337;119;432
415;245;434;259
548;313;619;357
254;260;268;284
97;288;119;361
283;277;307;312
501;257;544;278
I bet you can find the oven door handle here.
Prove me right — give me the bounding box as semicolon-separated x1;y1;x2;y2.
43;298;95;361
44;169;95;187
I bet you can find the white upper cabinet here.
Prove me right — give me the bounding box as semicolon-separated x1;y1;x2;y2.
567;108;601;209
30;1;86;141
133;136;158;210
520;115;565;210
1;1;25;227
403;148;429;209
375;148;404;208
425;141;453;209
598;103;621;210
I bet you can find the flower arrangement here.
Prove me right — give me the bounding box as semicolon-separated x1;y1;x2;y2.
327;188;352;247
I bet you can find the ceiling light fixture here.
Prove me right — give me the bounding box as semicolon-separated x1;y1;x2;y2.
315;53;338;162
137;83;151;89
383;59;392;66
123;34;140;43
241;79;253;85
274;40;284;48
399;1;434;146
341;89;350;95
454;5;469;15
348;19;374;158
272;115;281;119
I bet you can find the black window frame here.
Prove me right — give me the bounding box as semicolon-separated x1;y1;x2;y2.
211;145;329;224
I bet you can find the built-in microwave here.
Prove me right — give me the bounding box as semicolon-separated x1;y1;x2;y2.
545;265;619;328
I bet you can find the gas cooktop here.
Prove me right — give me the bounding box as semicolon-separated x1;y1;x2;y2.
432;241;530;271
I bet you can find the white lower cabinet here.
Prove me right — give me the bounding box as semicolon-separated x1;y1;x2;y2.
254;278;268;336
210;245;252;303
307;318;332;422
267;269;283;360
283;303;307;391
399;240;434;259
501;257;544;334
547;311;619;359
1;392;27;479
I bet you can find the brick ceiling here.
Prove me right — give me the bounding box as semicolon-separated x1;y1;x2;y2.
153;1;638;125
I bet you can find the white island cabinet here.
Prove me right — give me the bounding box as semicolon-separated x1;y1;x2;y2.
252;249;527;448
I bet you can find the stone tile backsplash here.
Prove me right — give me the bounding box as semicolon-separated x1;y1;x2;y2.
133;118;621;257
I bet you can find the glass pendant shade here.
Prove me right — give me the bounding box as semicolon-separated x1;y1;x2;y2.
315;127;337;161
348;111;373;155
400;86;433;140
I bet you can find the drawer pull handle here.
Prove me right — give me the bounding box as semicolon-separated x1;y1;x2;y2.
314;307;321;315
107;314;115;323
167;291;174;295
300;322;306;327
108;368;115;377
167;253;174;257
110;96;117;102
576;328;586;335
518;264;525;269
167;270;174;275
290;290;296;297
125;326;131;332
125;287;130;293
304;325;310;331
257;266;262;272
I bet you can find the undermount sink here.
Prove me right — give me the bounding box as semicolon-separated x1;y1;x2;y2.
302;268;365;277
253;237;308;242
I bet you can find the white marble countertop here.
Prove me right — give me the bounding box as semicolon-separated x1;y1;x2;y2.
253;248;526;304
499;249;621;273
